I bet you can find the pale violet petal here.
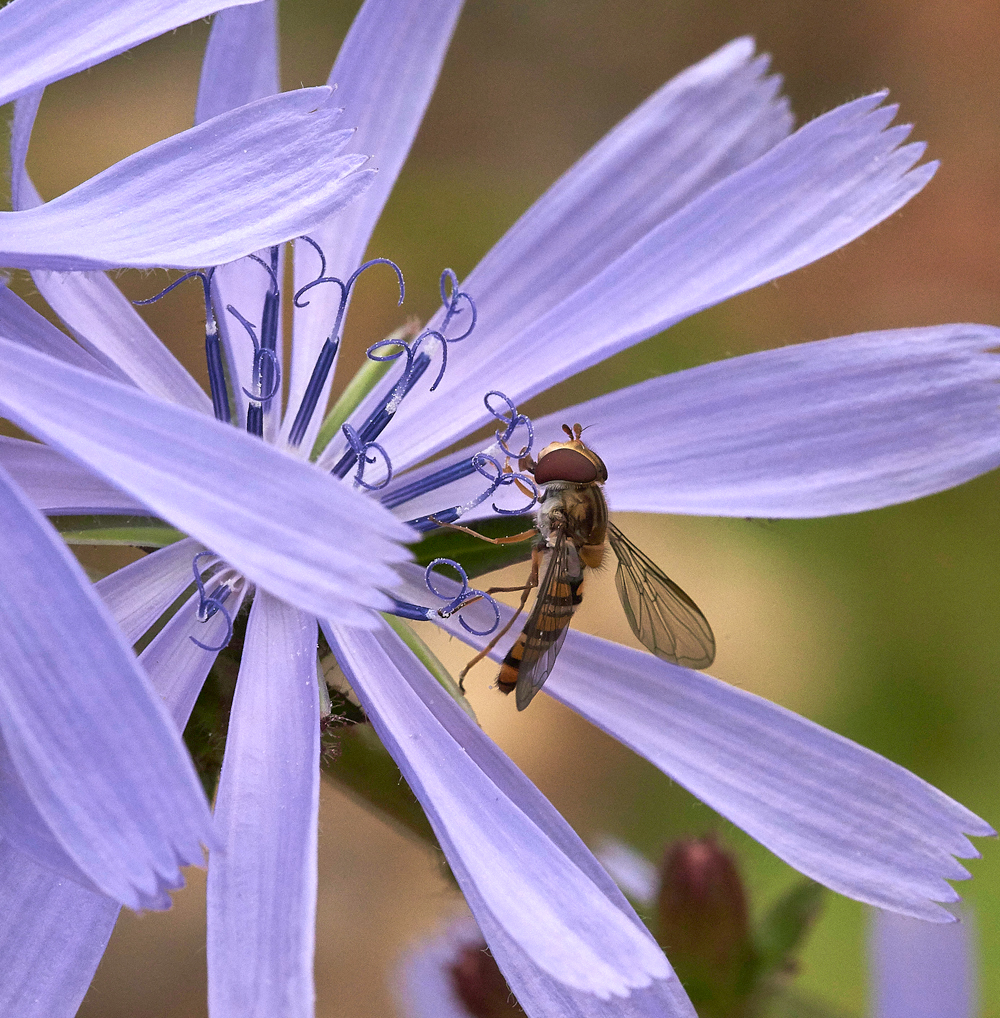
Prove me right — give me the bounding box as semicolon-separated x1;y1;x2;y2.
0;0;266;105
0;88;375;271
442;38;792;350
95;538;204;645
213;248;287;441
324;617;688;1005
196;1;283;430
0;740;113;900
395;912;693;1018
547;324;1000;517
208;593;319;1018
0;463;214;910
342;37;792;461
0;284;117;379
284;0;464;452
870;907;976;1018
0;437;147;515
0;567;244;1017
409;564;993;922
196;0;278;123
10;90;43;210
0;339;412;625
0;840;119;1018
32;271;214;414
458;882;697;1018
396;915;490;1018
593;839;659;910
545;633;993;921
377;94;938;471
382;324;1000;523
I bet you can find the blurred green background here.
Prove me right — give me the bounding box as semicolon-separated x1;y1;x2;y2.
10;0;1000;1015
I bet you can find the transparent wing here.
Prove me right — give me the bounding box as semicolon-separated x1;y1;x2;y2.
607;521;715;669
515;532;576;711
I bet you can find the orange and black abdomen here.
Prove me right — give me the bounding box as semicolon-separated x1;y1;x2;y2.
497;572;585;695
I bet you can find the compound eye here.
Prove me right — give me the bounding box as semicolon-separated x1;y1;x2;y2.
534;448;599;483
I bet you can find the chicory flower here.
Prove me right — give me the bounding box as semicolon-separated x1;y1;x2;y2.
0;1;996;1016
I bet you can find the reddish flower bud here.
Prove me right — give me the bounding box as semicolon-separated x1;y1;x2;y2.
657;837;756;1018
449;942;525;1018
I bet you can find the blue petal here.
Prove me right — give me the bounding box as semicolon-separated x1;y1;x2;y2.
141;583;249;731
447;38;792;353
0;463;214;910
870;907;975;1018
341;37;791;464
0;0;269;105
325;617;690;1006
544;635;994;921
196;1;284;431
397;914;696;1018
0;436;146;515
374;94;937;471
284;0;465;452
414;565;994;922
0;840;119;1018
0;284;116;379
208;593;319;1018
382;325;1000;523
0;89;375;270
196;0;279;123
96;538;206;644
549;324;1000;517
11;94;214;411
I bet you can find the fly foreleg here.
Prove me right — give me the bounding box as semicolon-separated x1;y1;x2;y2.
457;549;542;691
427;517;539;546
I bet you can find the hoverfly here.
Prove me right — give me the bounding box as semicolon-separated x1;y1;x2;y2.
453;424;716;710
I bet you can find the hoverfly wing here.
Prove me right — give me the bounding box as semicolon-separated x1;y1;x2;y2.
607;521;715;669
512;533;578;711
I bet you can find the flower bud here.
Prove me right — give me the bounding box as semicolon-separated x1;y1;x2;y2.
656;837;755;1018
449;942;524;1018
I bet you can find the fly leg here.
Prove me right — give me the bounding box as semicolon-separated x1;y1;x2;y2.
457;549;541;691
427;516;538;546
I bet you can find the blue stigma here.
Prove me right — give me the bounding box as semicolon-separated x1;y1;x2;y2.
330;351;431;480
240;247;281;437
227;303;281;439
188;552;234;652
135;269;231;424
341;422;392;490
286;246;405;448
385;558;501;636
381;457;479;510
380;390;537;530
328;269;479;481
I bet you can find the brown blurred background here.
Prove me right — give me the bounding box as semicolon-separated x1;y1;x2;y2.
12;0;1000;1015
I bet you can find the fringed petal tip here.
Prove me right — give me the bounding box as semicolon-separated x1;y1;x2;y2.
326;618;682;1005
541;635;996;927
416;575;995;934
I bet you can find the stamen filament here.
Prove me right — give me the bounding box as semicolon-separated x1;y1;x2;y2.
287;253;404;448
135;269;231;423
381;457;477;510
330;352;430;479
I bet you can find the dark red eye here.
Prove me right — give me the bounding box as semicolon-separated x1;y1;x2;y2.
534;448;599;483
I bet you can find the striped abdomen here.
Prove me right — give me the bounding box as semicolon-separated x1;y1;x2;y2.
497;554;585;695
